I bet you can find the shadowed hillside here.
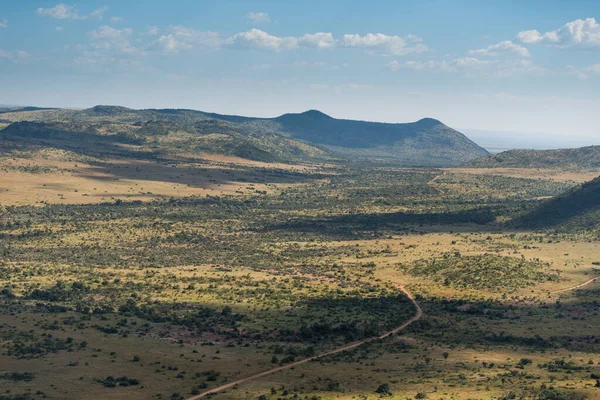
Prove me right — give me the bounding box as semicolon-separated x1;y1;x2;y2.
516;175;600;231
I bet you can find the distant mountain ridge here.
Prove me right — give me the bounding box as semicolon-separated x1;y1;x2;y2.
213;110;489;165
466;146;600;170
0;105;488;166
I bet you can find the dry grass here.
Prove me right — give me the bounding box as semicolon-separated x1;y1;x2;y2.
0;154;327;205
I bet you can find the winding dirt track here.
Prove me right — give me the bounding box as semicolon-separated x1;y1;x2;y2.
427;170;446;195
186;285;422;399
551;276;600;294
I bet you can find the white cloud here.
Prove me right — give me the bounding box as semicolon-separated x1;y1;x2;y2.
0;49;31;62
515;30;543;44
405;34;423;43
340;33;427;55
0;18;7;28
154;26;221;53
469;40;530;57
388;57;489;72
89;25;131;42
246;12;271;24
146;27;427;56
227;30;426;54
110;16;124;23
453;57;489;68
56;26;64;31
297;32;336;49
493;59;546;77
388;60;448;71
147;26;159;36
88;25;138;55
226;29;297;51
37;4;77;19
568;63;600;80
388;57;544;78
87;7;108;19
37;3;107;20
516;17;600;48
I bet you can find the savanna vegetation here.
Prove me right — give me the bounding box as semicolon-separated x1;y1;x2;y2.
0;106;599;400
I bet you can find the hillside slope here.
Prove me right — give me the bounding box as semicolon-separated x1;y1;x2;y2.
0;106;488;166
0;118;330;163
516;175;600;231
466;146;600;169
218;111;488;166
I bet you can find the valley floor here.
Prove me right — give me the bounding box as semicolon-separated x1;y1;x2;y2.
0;153;599;400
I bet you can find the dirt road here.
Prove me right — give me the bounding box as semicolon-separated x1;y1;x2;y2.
186;285;422;399
551;276;599;294
427;170;446;195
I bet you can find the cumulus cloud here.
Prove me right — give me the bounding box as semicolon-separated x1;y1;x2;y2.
225;29;297;51
469;40;530;57
154;26;221;53
339;33;427;55
223;30;425;54
0;18;7;28
88;25;138;55
515;30;543;44
146;27;426;55
388;57;544;78
37;3;107;20
89;25;131;42
516;17;600;48
297;32;336;49
246;12;271;24
110;16;124;23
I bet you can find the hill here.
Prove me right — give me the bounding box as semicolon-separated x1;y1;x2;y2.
0;119;328;163
216;111;488;166
516;175;600;231
466;146;600;169
0;106;488;166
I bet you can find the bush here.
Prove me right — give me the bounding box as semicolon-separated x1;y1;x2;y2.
95;376;140;388
375;383;392;396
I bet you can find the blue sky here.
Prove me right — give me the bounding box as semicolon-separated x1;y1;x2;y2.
1;1;600;141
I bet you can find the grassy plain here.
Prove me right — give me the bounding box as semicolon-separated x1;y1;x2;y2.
0;152;599;400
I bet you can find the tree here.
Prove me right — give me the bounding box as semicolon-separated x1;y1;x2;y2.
442;352;449;361
375;383;392;396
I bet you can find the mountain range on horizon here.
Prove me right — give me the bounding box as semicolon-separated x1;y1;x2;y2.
0;105;489;167
3;105;599;153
